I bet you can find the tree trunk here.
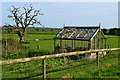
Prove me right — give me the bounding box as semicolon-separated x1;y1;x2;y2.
17;31;25;42
20;36;24;42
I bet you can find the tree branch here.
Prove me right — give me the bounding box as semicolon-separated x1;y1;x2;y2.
8;4;43;41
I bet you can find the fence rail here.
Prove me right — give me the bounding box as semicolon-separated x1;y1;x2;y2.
1;48;120;79
1;48;120;66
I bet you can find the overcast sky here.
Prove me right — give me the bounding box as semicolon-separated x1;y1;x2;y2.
2;2;117;28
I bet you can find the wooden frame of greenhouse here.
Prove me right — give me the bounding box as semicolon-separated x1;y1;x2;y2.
54;24;107;54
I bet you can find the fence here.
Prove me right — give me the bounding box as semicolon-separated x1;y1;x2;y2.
1;48;120;79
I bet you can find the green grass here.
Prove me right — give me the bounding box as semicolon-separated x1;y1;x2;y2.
24;40;54;52
2;34;55;53
2;34;119;60
2;33;55;60
36;51;119;78
2;34;120;78
3;34;55;40
106;35;119;48
27;31;59;34
2;51;119;78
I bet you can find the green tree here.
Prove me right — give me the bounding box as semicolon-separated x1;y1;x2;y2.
109;28;118;35
102;28;109;35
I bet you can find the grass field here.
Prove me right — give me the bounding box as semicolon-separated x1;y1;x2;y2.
2;34;55;59
2;50;119;78
2;33;119;60
27;31;59;34
3;34;55;40
2;34;119;52
2;33;120;78
106;35;119;48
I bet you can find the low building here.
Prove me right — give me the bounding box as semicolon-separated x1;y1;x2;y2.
53;24;107;59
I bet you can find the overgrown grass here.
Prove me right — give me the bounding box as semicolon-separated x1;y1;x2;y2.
2;50;119;78
33;51;119;78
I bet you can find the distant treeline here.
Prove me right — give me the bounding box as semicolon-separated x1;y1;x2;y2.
2;25;120;36
102;28;120;36
2;25;62;34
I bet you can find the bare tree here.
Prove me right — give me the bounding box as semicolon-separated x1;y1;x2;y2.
8;4;43;42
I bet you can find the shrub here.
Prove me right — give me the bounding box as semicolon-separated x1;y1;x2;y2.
2;38;25;59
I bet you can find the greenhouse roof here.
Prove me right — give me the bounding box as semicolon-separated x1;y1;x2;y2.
54;26;100;41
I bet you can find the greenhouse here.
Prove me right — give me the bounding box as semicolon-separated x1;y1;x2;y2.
54;25;106;54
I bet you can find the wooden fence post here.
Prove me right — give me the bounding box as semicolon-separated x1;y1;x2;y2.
37;45;40;49
64;56;67;65
6;38;7;51
1;48;120;66
96;52;99;67
42;59;46;80
54;39;56;54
